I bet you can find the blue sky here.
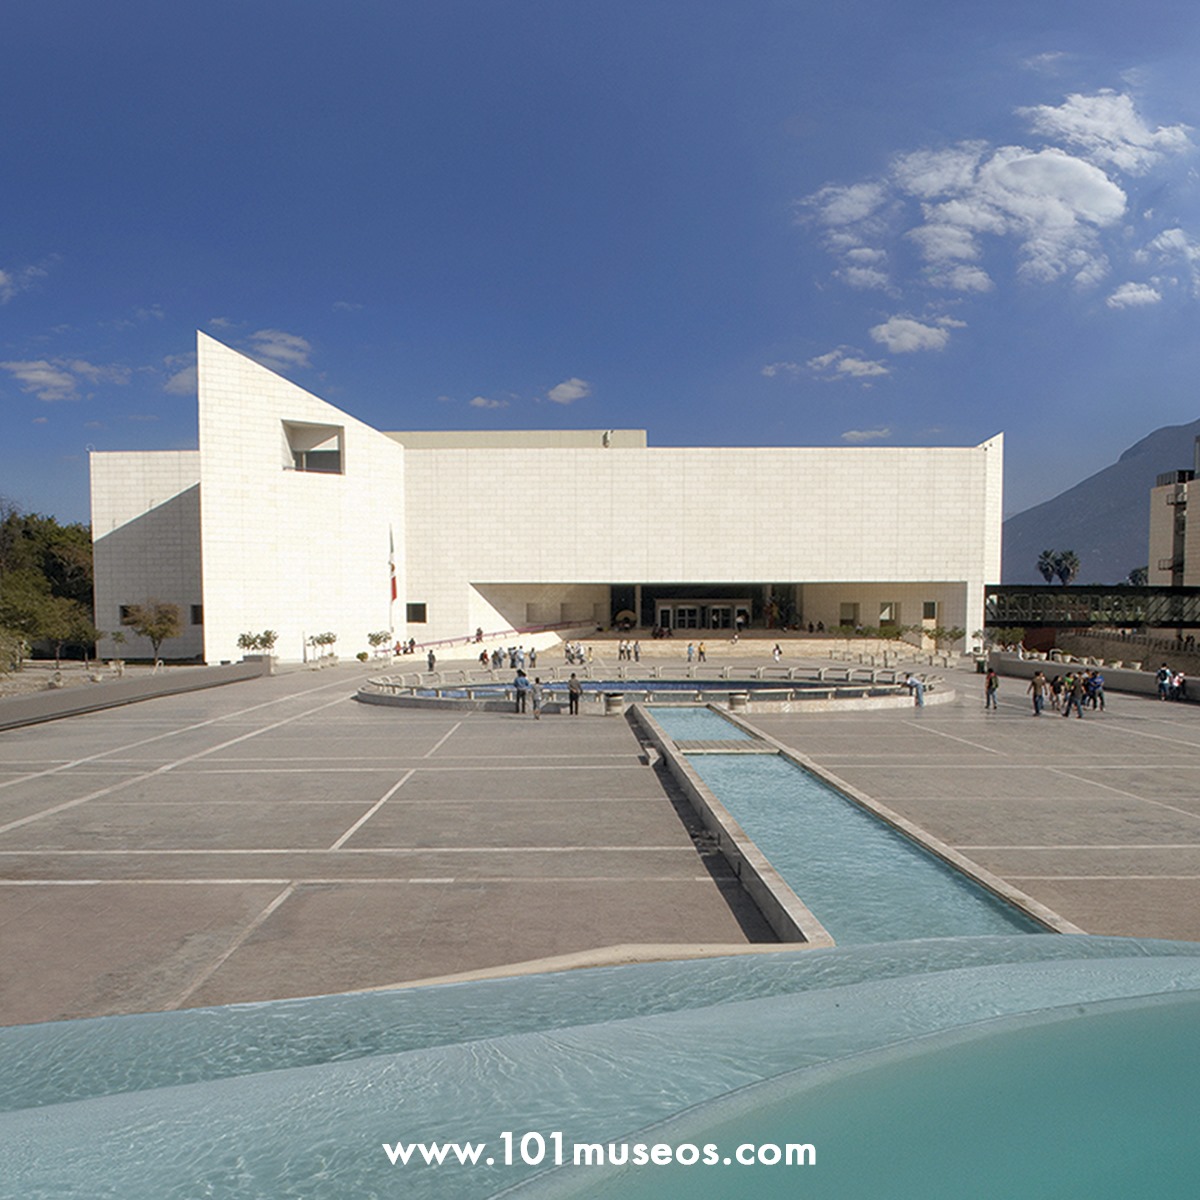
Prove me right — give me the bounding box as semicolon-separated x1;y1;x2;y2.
4;0;1200;523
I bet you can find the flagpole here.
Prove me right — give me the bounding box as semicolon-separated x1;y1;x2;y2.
388;524;397;637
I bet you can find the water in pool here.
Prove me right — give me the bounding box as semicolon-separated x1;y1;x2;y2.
689;752;1043;942
3;937;1199;1198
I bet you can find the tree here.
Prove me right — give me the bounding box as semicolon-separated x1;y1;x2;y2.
1127;566;1149;586
1054;550;1080;586
1037;549;1058;584
928;625;966;652
123;601;183;664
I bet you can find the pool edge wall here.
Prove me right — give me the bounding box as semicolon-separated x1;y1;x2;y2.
631;704;835;949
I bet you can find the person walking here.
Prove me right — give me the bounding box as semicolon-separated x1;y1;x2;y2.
984;668;999;710
513;669;529;713
772;643;782;663
1027;670;1046;716
1061;672;1085;718
427;649;436;671
568;672;582;716
697;641;706;663
686;642;694;663
531;677;544;720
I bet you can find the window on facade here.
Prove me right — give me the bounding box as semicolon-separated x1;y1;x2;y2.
839;602;859;626
283;421;344;474
879;601;899;626
923;601;938;621
406;603;427;623
191;605;204;626
119;605;134;625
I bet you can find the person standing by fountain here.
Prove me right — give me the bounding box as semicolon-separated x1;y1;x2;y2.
531;677;544;719
568;673;582;715
984;667;999;710
514;669;529;713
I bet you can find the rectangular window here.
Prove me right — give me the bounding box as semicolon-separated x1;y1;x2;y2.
879;601;899;626
283;420;344;474
923;601;937;621
191;605;204;626
839;602;859;626
406;603;427;624
119;605;134;625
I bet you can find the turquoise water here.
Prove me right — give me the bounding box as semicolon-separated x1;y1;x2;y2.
514;991;1200;1199
690;753;1044;941
3;938;1200;1198
646;706;754;740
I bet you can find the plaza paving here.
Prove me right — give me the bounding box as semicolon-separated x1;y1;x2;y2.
1;655;1198;1026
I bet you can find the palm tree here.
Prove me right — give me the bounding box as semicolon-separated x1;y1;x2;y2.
1054;550;1080;586
1037;549;1058;584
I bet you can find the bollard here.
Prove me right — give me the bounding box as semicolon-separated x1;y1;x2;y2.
604;692;625;716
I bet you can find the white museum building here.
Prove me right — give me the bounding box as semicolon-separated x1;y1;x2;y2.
90;333;1003;663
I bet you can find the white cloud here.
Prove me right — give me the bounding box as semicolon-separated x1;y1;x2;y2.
0;358;130;401
907;222;981;264
761;361;802;378
841;427;892;443
1022;51;1070;74
892;144;985;198
547;377;591;405
66;360;132;385
808;181;888;227
1107;281;1162;308
0;263;47;304
1020;90;1191;174
332;300;364;312
469;395;508;409
807;348;890;380
928;264;994;292
164;364;198;395
837;264;892;290
1;360;78;401
869;316;952;353
247;329;312;370
1144;227;1200;292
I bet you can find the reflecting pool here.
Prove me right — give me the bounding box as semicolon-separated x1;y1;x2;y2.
2;937;1199;1198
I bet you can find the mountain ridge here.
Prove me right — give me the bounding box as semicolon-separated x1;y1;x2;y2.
1002;418;1200;584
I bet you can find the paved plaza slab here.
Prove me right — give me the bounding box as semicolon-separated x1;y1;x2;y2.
2;656;1199;1026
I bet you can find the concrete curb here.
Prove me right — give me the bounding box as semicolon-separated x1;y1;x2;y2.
0;660;271;731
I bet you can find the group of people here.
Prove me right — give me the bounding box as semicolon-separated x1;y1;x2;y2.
616;640;641;661
480;645;538;671
1156;663;1188;701
1020;669;1106;717
512;670;585;718
685;642;707;662
564;641;591;665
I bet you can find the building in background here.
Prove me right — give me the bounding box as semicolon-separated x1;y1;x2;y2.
1148;437;1200;588
90;333;1004;662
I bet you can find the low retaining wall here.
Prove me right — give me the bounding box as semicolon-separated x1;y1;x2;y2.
632;704;834;948
0;661;271;731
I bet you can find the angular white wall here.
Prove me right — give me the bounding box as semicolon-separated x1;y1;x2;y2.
197;333;407;664
90;451;204;660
